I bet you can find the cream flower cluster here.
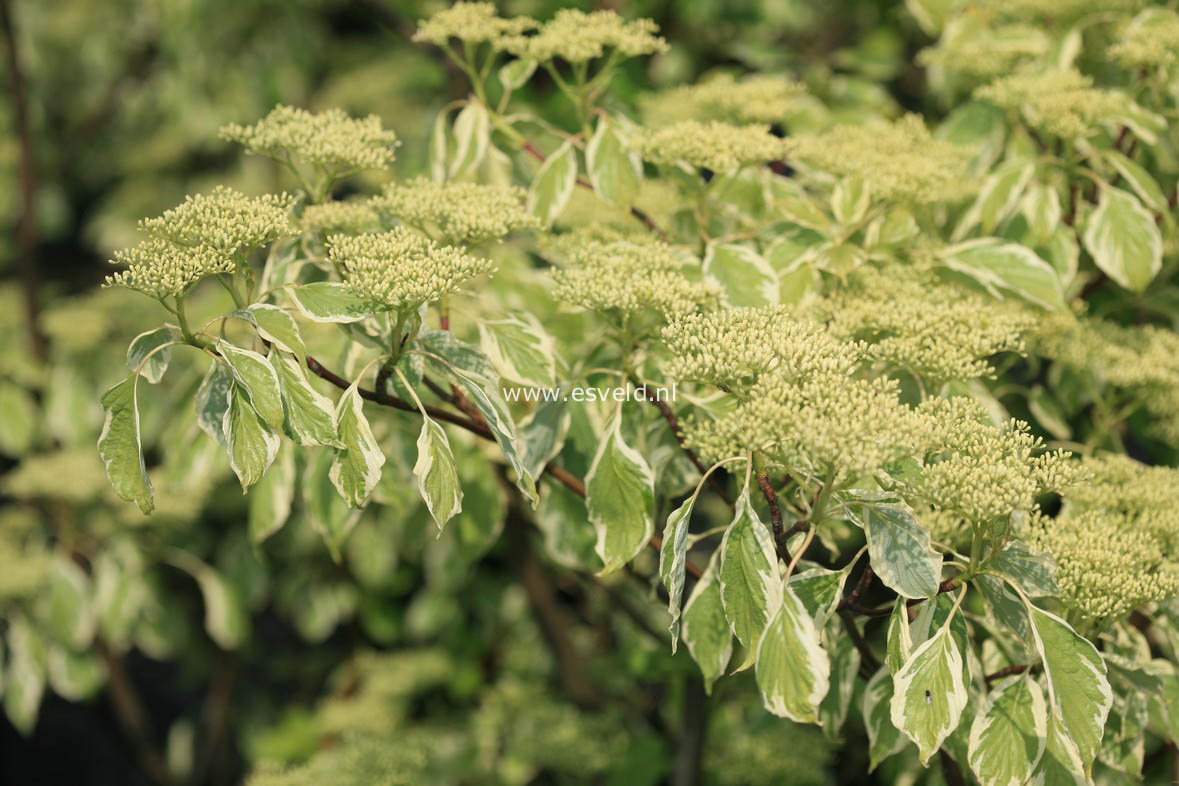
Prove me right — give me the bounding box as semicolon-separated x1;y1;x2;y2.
974;69;1125;140
640;74;805;127
784;115;970;203
547;229;717;319
138;186;296;254
504;9;667;63
631;121;789;173
412;2;537;48
814;265;1035;383
1107;9;1179;69
328;227;494;311
105;238;235;298
300;200;379;235
220;105;399;172
918;22;1050;79
373;178;538;245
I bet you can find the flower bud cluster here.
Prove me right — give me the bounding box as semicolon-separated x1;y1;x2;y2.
373;178;538;245
138;186;296;254
503;9;667;63
413;2;537;48
1107;9;1179;69
640;74;805;127
301;200;380;236
632;121;789;173
220;105;399;172
974;69;1125;140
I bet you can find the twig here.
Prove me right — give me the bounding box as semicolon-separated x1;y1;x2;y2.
837;608;880;677
906;576;960;607
983;663;1033;684
839;565;874;611
672;675;709;786
96;639;175;786
940;750;968;786
757;473;786;557
642;388;730;504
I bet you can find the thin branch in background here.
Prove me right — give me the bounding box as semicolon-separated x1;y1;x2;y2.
983;663;1033;685
672;675;709;786
939;750;968;786
96;639;175;786
837;608;880;678
0;0;47;361
643;389;731;505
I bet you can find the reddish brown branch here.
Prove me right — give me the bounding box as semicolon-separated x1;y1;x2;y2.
984;663;1033;684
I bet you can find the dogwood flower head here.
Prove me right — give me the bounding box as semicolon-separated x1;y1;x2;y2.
138;186;296;255
374;178;538;245
300;200;380;235
814;265;1035;383
1108;8;1179;69
105;238;234;298
412;2;537;48
547;229;717;319
784;115;970;203
632;121;789;173
662;306;865;390
328;227;494;311
641;74;806;126
918;22;1051;79
974;69;1126;140
505;9;667;62
220;106;399;172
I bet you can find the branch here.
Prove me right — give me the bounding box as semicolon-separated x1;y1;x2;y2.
672;674;710;786
757;473;787;559
906;576;960;607
97;639;175;786
837;608;880;677
984;663;1034;685
641;387;730;505
939;750;968;786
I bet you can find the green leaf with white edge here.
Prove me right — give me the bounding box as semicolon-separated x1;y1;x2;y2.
527;140;578;227
478;312;558;388
755;585;829;723
269;350;341;447
417;330;538;506
98;375;154;514
1021;183;1062;245
861;504;942;599
127;325;179;384
890;624;969;765
520;398;570;480
941;238;1066;311
1102;149;1166;212
178;557;249;650
47;647;105;702
977;575;1032;640
217;340;285;431
0;380;36;455
536;482;601;572
40;557;96;650
968;674;1048;786
703;242;780;308
886;596;913;674
449;101;490;179
681;551;732;695
586;117;641;208
989;540;1059;598
224;383;279;492
660;496;694;651
821;634;861;738
719;487;781;670
429;106;449;181
864;667;909;771
195;361;233;448
329;381;385;509
241;303;306;363
832;175;871;227
248;442;295;546
499;57;536;90
1027;603;1112;771
1030;714;1089;786
788;566;850;629
287;282;377;323
1082;185;1163;293
585;409;655;574
414;416;463;531
776;191;835;233
4;617;46;736
953;158;1035;239
304;448;362;562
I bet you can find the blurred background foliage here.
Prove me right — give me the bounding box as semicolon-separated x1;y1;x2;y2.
0;0;931;784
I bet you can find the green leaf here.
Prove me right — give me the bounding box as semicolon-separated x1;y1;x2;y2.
47;647;105;702
225;383;279;492
954;158;1035;239
886;597;912;674
195;361;234;449
755;585;829;723
520;398;570;480
269;350;341;447
864;667;908;770
329;381;385;509
414;416;463;531
788;566;850;629
890;625;969;765
860;504;942;599
0;380;36;456
832;175;871;227
4;617;46;736
418;331;538;506
242;304;307;363
429;106;449;181
1021;183;1062;245
248;442;295;546
1103;150;1166;212
180;557;249;650
40;557;95;650
681;551;732;694
586;117;641;208
989;540;1059;598
536;482;601;572
585;409;655;574
703;242;780;308
820;634;861;738
1029;714;1088;786
98;375;153;514
660;496;694;651
977;575;1032;640
941;238;1066;311
303;448;362;562
968;674;1048;786
527;140;578;227
127;325;178;384
449;101;490;178
287;282;377;323
218;340;285;431
499;57;536;90
1027;604;1112;770
478;312;558;388
1082;185;1163;292
719;487;781;670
